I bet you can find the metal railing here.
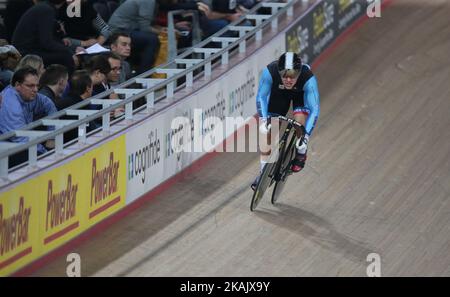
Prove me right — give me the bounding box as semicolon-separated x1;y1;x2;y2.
0;0;312;180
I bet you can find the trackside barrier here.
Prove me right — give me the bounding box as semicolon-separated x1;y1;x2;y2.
0;0;300;178
0;0;376;275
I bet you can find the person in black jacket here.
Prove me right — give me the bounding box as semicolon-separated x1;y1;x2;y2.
11;0;77;74
58;0;113;52
38;64;69;107
56;69;94;142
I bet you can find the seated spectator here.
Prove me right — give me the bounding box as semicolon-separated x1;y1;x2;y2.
0;67;57;166
58;69;93;110
197;0;254;37
155;0;200;49
15;54;45;79
109;32;133;83
82;54;111;96
38;64;69;108
0;45;22;87
96;52;126;117
59;0;112;53
57;70;94;141
108;0;160;74
105;51;123;87
12;0;77;74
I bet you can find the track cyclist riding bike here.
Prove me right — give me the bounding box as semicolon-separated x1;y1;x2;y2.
251;52;320;191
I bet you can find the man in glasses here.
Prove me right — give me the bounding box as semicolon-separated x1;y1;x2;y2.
0;66;58;166
252;52;320;191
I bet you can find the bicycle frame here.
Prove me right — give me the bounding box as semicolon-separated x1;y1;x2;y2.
250;116;305;211
272;121;298;181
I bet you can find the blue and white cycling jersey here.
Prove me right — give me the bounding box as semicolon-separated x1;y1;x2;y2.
256;63;320;136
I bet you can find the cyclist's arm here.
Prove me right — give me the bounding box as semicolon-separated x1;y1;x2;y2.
256;68;272;119
303;76;320;136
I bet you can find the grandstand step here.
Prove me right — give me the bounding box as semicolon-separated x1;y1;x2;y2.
0;142;20;152
15;130;50;138
211;37;239;44
113;89;145;98
193;48;221;55
245;14;271;21
65;109;99;117
174;59;204;66
135;78;166;88
41;119;78;128
155;68;185;76
261;2;287;9
228;25;256;33
90;99;123;107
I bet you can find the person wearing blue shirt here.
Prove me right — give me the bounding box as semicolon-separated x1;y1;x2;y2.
252;52;320;190
0;66;57;158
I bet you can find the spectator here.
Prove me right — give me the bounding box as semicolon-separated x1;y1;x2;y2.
12;0;77;74
105;52;123;86
0;45;22;87
197;0;254;37
108;0;160;74
104;52;125;116
82;54;111;96
109;32;132;83
59;0;113;52
38;64;69;108
57;70;94;142
15;54;45;79
58;69;93;109
0;67;57;166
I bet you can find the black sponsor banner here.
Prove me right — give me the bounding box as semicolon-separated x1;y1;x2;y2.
286;5;314;64
286;0;370;64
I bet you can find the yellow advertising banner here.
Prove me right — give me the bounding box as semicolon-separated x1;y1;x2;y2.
0;180;41;275
40;167;85;252
0;135;126;276
85;148;125;226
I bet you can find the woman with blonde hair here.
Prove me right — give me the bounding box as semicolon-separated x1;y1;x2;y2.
15;54;45;79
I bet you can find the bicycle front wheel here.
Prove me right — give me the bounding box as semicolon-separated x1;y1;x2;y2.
271;136;297;204
250;162;275;211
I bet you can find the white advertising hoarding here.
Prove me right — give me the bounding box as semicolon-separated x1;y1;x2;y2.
126;33;285;203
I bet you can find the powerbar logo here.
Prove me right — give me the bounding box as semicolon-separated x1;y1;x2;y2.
90;153;120;207
0;197;31;256
46;175;78;232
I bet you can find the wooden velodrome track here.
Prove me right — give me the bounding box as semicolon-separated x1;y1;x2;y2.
31;0;450;276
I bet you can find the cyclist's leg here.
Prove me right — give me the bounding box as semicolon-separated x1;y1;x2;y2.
291;109;309;172
293;111;307;136
252;99;289;190
252;118;272;190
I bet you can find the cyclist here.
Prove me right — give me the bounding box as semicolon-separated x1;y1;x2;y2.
252;52;320;190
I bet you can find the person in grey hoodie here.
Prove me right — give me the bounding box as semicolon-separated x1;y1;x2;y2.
108;0;160;74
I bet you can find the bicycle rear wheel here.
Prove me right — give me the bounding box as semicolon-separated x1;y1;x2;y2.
250;162;275;211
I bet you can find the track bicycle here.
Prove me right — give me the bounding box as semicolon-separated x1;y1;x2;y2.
250;115;306;211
